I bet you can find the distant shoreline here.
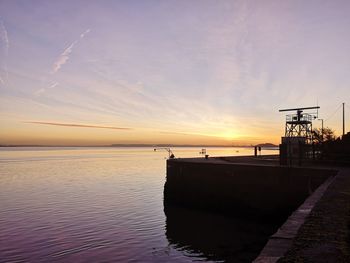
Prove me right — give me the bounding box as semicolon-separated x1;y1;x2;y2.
0;143;278;148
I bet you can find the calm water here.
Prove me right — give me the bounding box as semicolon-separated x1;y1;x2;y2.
0;147;278;262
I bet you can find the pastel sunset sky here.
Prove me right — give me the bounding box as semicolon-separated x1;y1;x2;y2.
0;0;349;146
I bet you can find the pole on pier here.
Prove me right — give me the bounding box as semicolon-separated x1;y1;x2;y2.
343;102;345;136
318;119;324;142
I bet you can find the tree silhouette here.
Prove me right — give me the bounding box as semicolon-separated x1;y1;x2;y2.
312;127;336;144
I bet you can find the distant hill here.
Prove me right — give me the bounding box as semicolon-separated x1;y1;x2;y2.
255;143;278;147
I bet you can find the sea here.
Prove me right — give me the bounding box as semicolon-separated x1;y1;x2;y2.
0;146;279;262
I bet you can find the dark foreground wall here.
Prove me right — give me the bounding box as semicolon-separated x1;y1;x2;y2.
164;159;336;221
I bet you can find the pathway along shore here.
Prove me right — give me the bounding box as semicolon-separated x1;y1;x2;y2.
278;167;350;262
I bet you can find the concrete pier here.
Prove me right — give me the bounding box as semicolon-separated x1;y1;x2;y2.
165;156;336;221
164;155;343;261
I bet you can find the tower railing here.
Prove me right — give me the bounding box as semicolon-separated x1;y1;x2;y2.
286;113;314;123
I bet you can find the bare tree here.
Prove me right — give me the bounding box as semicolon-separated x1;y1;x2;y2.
313;127;336;143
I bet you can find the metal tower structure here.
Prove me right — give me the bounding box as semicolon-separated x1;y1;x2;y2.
279;106;320;144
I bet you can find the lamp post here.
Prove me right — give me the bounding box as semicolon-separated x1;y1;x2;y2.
343;102;345;136
318;119;324;142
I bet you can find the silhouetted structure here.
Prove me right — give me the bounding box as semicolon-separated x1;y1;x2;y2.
279;106;319;165
320;132;350;164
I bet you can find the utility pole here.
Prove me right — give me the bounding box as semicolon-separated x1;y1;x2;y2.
343;102;345;136
318;119;324;142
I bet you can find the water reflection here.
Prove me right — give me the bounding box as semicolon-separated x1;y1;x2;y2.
0;147;279;262
164;204;278;262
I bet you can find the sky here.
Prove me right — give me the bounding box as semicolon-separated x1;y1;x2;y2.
0;0;349;146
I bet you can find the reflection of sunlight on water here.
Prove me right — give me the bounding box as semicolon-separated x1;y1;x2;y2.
0;147;278;262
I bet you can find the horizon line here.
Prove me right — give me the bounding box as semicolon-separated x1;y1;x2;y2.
0;143;279;148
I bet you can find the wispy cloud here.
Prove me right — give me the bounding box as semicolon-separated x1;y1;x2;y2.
34;81;59;96
51;41;77;74
80;29;90;38
48;81;59;89
0;17;9;84
51;28;90;74
24;121;131;130
0;18;9;54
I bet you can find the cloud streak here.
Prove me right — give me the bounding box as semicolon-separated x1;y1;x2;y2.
34;81;59;96
80;29;91;38
0;18;9;53
51;29;90;74
48;81;59;89
24;121;132;130
51;41;77;73
0;17;9;84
